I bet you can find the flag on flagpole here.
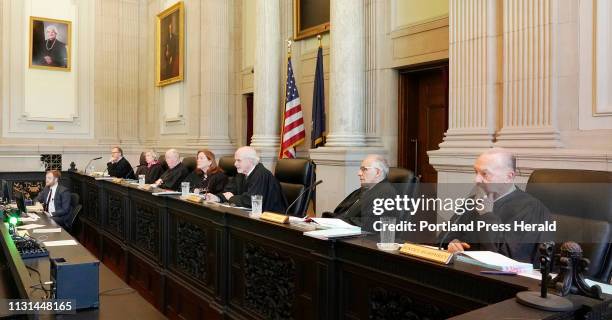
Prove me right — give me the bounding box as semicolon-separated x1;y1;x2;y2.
311;42;326;148
279;56;305;159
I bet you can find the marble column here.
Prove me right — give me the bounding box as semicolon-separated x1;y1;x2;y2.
496;0;562;148
250;0;281;150
438;0;500;149
198;0;233;150
325;0;366;147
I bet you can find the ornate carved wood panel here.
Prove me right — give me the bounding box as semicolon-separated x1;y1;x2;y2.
106;192;125;239
168;211;212;287
242;243;296;320
131;201;160;260
85;183;99;223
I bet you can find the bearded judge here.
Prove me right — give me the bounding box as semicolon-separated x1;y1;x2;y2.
206;146;287;213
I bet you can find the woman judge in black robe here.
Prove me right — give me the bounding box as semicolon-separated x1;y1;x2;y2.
182;149;228;194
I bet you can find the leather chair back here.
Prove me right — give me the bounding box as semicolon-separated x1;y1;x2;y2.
182;156;197;172
158;154;168;171
218;156;238;177
526;169;612;282
387;167;416;195
274;158;315;217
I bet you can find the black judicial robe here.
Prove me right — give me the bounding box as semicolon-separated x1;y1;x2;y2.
217;163;287;213
442;188;552;264
139;163;165;184
182;170;228;194
323;179;399;233
158;162;189;191
107;157;135;179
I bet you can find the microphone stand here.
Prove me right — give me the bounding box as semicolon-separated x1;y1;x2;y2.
285;180;323;217
84;157;102;174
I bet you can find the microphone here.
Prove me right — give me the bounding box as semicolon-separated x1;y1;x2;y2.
437;185;481;250
84;156;103;174
284;180;323;216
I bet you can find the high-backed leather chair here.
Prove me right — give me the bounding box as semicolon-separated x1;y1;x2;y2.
182;156;197;172
218;156;237;177
526;169;612;282
158;154;168;171
274;158;315;217
387;167;417;197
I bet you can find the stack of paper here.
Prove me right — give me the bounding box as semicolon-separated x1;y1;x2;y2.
458;251;533;273
26;203;43;213
303;218;361;240
152;191;182;196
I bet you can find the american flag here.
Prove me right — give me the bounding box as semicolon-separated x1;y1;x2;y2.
279;57;305;158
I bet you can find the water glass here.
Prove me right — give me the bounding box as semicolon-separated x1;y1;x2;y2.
251;195;263;216
181;182;190;196
138;175;146;186
87;164;95;175
379;216;397;245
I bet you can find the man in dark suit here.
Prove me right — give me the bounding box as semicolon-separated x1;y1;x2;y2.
35;170;72;228
323;154;398;232
206;146;287;213
107;146;135;179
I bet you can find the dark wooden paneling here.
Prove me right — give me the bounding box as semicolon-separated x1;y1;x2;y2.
128;251;164;310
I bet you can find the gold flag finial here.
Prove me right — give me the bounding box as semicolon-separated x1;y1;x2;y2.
317;34;322;47
287;39;292;56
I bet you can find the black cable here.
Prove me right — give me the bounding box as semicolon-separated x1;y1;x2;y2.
25;265;50;299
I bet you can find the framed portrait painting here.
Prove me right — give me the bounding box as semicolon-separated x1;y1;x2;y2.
29;17;71;71
156;1;184;86
293;0;330;40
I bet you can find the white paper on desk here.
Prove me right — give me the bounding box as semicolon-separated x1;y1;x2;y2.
518;270;557;280
459;251;533;273
585;279;612;295
16;224;46;230
43;240;78;247
26;203;43;213
94;177;115;181
19;217;38;222
33;228;61;234
304;228;362;240
152;191;181;196
310;218;361;230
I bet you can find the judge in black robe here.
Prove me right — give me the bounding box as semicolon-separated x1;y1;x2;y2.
441;187;552;264
107;147;135;179
323;179;398;233
181;149;228;194
156;162;188;191
136;151;165;184
206;147;287;213
154;149;189;191
443;148;553;264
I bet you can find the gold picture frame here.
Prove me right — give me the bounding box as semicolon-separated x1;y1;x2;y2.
156;1;184;86
293;0;330;41
29;16;72;71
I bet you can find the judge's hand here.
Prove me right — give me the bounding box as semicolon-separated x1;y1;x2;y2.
447;239;470;253
222;192;234;200
154;179;162;186
205;193;220;202
193;188;201;194
44;56;52;64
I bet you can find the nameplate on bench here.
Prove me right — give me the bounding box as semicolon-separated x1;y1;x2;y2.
260;212;289;224
180;194;203;204
399;243;454;265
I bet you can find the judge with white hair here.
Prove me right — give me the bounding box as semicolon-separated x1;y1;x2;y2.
206;146;287;213
154;149;189;191
322;154;398;232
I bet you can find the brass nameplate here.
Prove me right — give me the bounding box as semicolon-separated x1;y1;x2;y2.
399;243;454;265
260;211;289;224
112;178;124;184
181;194;202;203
